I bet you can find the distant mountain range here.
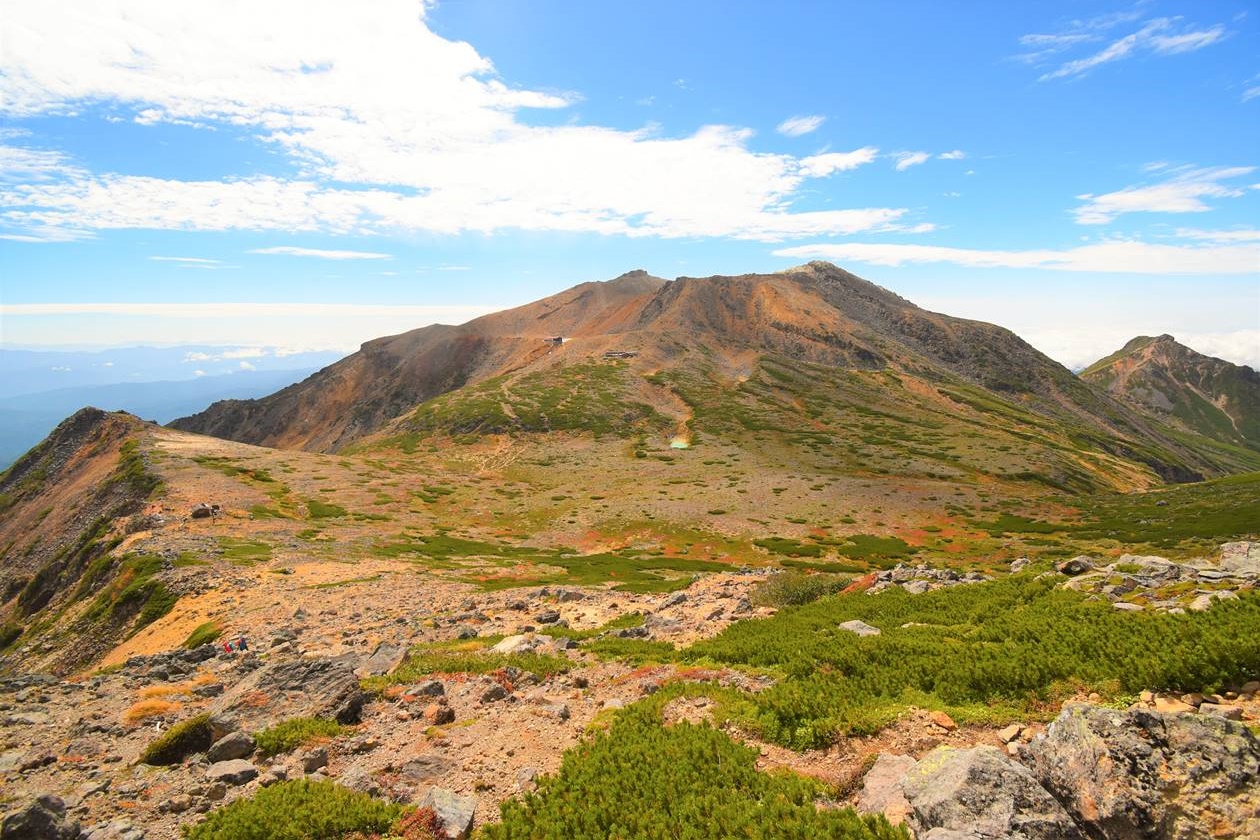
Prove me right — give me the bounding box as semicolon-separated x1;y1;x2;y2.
0;345;344;399
0;367;334;469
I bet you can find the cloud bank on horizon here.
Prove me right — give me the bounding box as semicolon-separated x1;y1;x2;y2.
0;0;1256;369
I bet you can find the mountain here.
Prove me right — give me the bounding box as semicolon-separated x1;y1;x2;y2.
1081;335;1260;453
170;270;669;451
174;262;1255;489
0;368;323;470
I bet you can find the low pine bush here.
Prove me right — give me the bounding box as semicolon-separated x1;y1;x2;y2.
687;575;1260;748
486;697;907;839
140;713;212;765
182;779;403;840
254;717;348;758
750;570;848;607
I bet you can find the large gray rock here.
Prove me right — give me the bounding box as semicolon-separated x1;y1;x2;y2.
1219;541;1258;577
901;745;1084;840
206;731;255;762
856;753;918;824
213;656;365;728
839;619;881;637
206;759;259;786
1;794;80;840
421;787;476;839
1020;702;1260;840
354;641;406;678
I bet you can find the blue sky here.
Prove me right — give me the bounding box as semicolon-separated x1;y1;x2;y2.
1;0;1257;368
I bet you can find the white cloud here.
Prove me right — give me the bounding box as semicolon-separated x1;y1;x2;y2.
773;239;1260;275
1244;86;1260;103
894;151;930;171
796;147;879;177
249;246;393;260
1073;166;1254;224
193;369;206;377
150;256;220;264
1036;17;1227;81
0;2;908;243
937;150;966;161
776;115;825;137
1174;227;1260;243
238;360;256;370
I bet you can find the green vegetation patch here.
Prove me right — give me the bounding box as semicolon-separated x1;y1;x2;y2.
111;438;163;499
365;637;569;692
750;571;849;608
374;532;727;593
486;691;907;840
141;713;213;765
82;553;178;635
537;612;644;641
218;538;273;565
254;717;349;758
306;499;350;519
182;779;404;840
686;575;1260;749
183;620;223;649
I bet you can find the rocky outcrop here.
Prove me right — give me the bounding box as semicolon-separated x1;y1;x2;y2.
859;703;1260;840
0;794;80;840
1020;703;1260;839
900;746;1085;840
212;655;365;730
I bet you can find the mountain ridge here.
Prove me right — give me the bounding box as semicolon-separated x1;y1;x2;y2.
170;263;1256;487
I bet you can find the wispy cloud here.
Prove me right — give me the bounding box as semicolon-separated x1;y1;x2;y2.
774;238;1260;275
150;256;220;264
1073;165;1254;224
249;246;393;260
776;115;825;137
1022;13;1227;81
937;150;966;161
1174;227;1260;243
893;151;930;171
797;147;879;177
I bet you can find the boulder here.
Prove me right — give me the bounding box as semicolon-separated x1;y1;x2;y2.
1;794;80;840
490;635;536;655
1056;557;1094;576
214;656;365;727
533;610;561;625
856;753;918;824
1219;541;1258;577
420;788;476;840
839;619;881;637
354;641;406;678
1199;703;1243;721
403;680;445;699
300;747;328;774
902;746;1084;840
205;759;258;786
903;580;931;595
206;731;255;762
1019;703;1260;840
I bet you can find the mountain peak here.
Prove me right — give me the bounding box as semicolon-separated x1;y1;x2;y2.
1082;335;1260;451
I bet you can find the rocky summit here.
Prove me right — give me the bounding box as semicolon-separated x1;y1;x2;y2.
2;264;1258;840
